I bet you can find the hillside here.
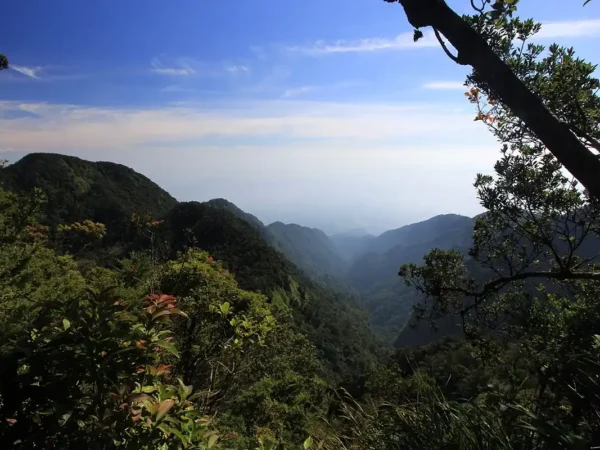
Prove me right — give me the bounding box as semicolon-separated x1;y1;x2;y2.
267;221;348;279
0;154;475;350
346;216;475;340
205;200;358;295
1;153;382;386
206;198;266;230
1;152;177;241
161;202;382;382
368;214;474;254
330;232;375;263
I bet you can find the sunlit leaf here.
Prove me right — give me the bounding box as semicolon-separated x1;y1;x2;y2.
156;399;175;422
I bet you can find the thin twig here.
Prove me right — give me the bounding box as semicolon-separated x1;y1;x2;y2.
433;28;465;65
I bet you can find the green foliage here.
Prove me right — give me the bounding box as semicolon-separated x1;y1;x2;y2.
0;186;221;449
0;182;337;449
1;153;177;247
2;154;382;391
160;201;383;386
380;3;600;446
318;374;589;450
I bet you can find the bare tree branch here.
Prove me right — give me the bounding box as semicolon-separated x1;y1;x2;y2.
433;27;464;65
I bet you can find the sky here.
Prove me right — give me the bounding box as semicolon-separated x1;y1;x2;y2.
1;0;600;234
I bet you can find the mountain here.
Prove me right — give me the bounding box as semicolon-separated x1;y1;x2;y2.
205;200;356;292
330;233;375;264
155;202;384;384
1;152;177;241
206;198;266;230
348;218;475;293
266;221;348;280
368;214;474;255
2;153;382;385
0;153;480;349
345;215;475;340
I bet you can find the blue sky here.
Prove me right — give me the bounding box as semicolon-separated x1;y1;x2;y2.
2;0;600;233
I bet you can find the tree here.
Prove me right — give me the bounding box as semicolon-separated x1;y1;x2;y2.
397;7;600;442
399;4;600;326
383;0;600;200
0;54;7;70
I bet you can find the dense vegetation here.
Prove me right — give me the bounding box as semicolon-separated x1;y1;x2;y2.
2;0;600;448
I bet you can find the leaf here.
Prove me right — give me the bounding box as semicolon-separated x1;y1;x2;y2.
177;378;193;400
159;424;187;445
154;340;180;358
208;433;219;449
220;302;230;315
152;309;174;321
304;436;314;449
153;308;188;321
156;399;175;422
59;411;72;426
62;318;71;331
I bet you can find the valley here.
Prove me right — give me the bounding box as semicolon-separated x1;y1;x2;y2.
3;153;474;347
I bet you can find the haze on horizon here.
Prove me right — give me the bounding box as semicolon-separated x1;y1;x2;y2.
2;0;600;235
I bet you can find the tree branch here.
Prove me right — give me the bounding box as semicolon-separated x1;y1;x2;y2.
470;0;485;14
387;0;600;200
456;270;600;301
569;123;600;155
433;28;466;65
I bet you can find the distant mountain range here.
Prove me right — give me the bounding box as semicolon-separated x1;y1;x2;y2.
201;189;476;344
1;152;479;348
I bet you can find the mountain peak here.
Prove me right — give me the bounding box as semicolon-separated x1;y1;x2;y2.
206;198;265;229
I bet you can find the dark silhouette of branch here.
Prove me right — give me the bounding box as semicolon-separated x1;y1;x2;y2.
569;123;600;155
475;270;600;296
444;270;600;316
433;28;464;65
470;0;484;13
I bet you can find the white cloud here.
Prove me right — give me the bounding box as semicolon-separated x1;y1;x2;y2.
11;65;43;79
282;86;313;98
280;81;365;98
151;58;196;76
423;81;466;90
285;18;600;58
0;99;500;227
0;99;494;152
538;19;600;39
161;84;198;93
287;30;438;55
226;65;250;73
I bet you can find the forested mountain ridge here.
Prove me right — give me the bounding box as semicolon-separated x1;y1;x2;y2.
0;153;478;347
159;201;383;382
266;221;347;280
366;214;474;255
206;198;266;230
0;153;383;387
1;153;178;241
344;215;476;340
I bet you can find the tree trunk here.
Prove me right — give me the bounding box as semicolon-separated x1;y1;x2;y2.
390;0;600;200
